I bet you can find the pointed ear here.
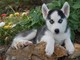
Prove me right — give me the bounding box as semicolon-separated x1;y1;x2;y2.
42;3;49;19
61;2;70;18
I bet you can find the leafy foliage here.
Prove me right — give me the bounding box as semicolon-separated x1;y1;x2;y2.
0;8;44;45
0;0;42;14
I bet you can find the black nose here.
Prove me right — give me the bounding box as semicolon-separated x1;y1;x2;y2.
54;29;59;34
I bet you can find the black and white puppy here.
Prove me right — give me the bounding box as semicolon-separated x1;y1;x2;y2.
11;2;74;56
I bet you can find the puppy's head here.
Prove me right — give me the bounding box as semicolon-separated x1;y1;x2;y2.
42;2;70;34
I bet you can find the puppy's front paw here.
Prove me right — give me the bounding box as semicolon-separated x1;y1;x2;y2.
67;48;74;55
67;46;75;55
45;46;54;56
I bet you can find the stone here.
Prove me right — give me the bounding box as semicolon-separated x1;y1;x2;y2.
0;46;7;60
69;43;80;59
6;42;67;60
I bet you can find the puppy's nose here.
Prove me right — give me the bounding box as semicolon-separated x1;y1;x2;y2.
54;29;59;34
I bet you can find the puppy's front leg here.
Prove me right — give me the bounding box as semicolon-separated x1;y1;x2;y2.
41;35;55;56
65;38;75;54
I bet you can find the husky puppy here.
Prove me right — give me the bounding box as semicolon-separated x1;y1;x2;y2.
11;2;74;56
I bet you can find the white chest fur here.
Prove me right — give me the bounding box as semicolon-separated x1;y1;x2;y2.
53;33;67;44
44;28;70;45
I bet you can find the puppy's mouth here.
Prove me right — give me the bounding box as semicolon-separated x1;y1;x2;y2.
55;32;59;34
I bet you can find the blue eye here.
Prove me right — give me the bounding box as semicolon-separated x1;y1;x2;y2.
58;19;63;23
49;20;54;24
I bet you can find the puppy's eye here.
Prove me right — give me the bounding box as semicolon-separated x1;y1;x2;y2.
49;20;54;24
58;19;63;23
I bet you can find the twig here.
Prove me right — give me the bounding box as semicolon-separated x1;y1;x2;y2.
8;5;15;13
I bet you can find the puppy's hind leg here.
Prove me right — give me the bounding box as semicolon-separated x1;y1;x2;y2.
11;29;37;49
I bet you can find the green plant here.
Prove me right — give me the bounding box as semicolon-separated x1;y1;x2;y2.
0;7;44;45
0;0;42;15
